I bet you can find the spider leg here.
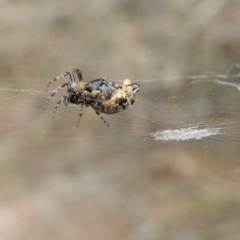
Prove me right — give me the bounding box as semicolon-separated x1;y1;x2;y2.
95;78;103;90
52;95;67;119
46;71;76;92
96;112;110;127
73;69;83;81
77;103;84;128
43;82;68;110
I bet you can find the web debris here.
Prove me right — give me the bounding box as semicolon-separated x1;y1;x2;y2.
148;126;220;142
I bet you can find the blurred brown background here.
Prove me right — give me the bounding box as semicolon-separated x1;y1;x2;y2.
1;0;240;239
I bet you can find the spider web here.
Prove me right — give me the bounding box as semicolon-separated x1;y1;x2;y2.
1;66;240;149
1;65;240;161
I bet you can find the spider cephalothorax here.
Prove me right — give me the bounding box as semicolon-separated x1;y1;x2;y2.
44;69;140;127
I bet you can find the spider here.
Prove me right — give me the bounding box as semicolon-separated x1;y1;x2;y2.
43;69;140;127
